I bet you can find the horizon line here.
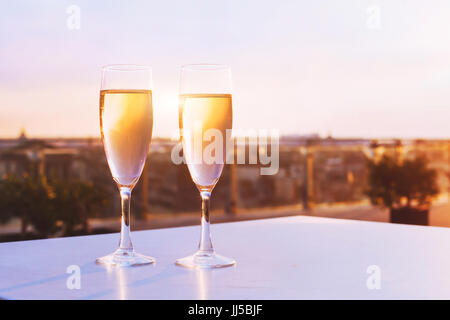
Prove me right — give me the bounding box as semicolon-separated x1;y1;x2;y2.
1;134;450;141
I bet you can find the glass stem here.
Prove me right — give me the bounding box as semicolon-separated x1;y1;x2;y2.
119;187;133;251
198;191;214;254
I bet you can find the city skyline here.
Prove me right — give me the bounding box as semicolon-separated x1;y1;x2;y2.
2;1;450;139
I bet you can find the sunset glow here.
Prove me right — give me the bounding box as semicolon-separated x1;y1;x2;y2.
1;1;450;139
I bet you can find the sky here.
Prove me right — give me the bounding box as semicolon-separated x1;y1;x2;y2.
1;0;450;139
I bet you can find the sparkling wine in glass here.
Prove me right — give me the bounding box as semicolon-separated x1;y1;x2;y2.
96;65;155;267
176;64;236;268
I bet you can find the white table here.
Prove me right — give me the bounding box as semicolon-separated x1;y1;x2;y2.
1;215;450;299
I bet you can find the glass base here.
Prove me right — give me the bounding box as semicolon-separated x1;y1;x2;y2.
96;248;155;267
175;251;236;269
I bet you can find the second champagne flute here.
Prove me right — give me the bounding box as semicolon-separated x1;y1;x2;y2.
96;65;155;267
176;64;236;269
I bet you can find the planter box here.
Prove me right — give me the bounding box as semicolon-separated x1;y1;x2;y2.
390;207;429;226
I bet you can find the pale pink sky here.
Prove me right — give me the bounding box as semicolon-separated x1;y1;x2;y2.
1;0;450;139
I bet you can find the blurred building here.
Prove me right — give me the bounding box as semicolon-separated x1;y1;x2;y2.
1;130;449;218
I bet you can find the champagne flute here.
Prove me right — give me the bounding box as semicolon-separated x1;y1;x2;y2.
176;64;236;268
96;65;155;267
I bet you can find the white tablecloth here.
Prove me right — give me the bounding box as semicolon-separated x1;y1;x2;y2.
1;215;449;299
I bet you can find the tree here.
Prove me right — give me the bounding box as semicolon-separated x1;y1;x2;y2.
0;174;58;237
366;155;439;210
0;175;109;238
0;175;20;225
22;175;58;237
52;180;108;235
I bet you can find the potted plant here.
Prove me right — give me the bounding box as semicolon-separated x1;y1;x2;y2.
366;155;439;226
